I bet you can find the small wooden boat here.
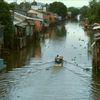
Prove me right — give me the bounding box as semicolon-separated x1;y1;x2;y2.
53;56;63;67
53;63;63;67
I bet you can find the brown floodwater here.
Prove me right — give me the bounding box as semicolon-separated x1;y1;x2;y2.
0;21;100;100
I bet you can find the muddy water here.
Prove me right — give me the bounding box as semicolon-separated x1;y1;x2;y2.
0;21;100;100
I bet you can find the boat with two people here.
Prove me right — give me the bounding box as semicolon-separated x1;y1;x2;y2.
54;55;63;67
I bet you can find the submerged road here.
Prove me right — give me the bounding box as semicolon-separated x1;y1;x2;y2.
0;21;100;100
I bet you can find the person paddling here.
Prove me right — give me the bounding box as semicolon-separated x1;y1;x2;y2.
55;55;60;63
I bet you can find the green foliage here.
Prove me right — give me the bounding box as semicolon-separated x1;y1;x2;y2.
88;0;100;23
68;7;79;18
9;2;18;10
48;2;67;19
89;1;100;23
19;2;31;11
31;0;37;6
80;6;89;18
0;0;14;48
0;1;13;32
79;0;100;23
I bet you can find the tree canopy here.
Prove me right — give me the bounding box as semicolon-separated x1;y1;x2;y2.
80;0;100;23
88;0;100;23
68;7;79;19
0;0;13;48
79;6;89;20
48;2;67;19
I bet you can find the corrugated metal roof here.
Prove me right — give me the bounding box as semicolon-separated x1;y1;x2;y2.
94;33;100;37
14;12;43;21
93;25;100;30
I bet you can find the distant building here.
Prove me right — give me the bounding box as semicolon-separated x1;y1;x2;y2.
28;4;46;31
31;5;46;12
31;0;46;11
28;9;44;19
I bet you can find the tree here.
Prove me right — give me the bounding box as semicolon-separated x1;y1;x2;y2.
88;0;100;23
19;2;31;11
68;7;79;19
0;0;14;48
80;6;89;19
31;0;37;6
48;2;67;19
9;2;17;10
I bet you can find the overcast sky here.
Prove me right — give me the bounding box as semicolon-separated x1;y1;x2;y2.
4;0;90;7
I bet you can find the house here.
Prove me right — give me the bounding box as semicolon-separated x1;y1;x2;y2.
28;9;44;19
31;5;46;11
27;9;43;32
13;12;43;49
28;3;59;28
27;7;47;32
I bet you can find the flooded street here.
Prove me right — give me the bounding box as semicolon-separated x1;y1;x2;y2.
0;21;100;100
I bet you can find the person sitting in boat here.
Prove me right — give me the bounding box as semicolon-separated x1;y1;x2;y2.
59;56;63;63
55;55;59;63
55;55;62;64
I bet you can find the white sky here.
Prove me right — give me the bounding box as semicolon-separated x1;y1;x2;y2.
4;0;90;7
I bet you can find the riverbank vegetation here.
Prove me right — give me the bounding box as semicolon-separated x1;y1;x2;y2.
47;2;67;20
68;7;79;19
0;0;14;49
80;0;100;24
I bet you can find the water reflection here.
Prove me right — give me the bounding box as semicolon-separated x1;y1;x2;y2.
41;24;67;40
92;40;100;73
0;24;66;71
82;28;100;100
86;29;100;73
0;21;100;100
1;49;30;71
55;25;67;37
32;39;41;58
0;39;41;71
85;30;94;60
91;73;100;100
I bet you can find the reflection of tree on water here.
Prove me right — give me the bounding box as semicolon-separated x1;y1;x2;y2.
56;25;67;37
32;39;41;58
81;29;100;100
0;48;32;71
0;39;41;71
85;29;100;74
86;30;94;56
91;73;100;100
92;40;100;73
41;24;67;40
